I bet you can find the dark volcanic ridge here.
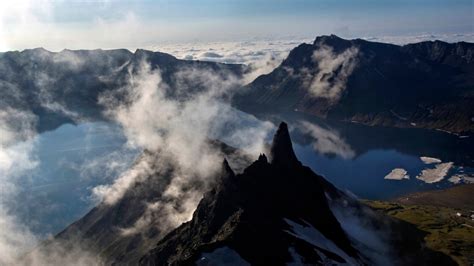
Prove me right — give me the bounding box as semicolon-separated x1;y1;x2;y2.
139;122;456;266
234;35;474;134
32;122;459;265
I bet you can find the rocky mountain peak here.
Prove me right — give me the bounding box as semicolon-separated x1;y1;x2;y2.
270;122;301;167
220;158;235;181
257;153;268;163
139;122;363;265
313;34;343;44
313;34;353;51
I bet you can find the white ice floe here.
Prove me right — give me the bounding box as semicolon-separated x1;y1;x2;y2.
384;168;409;180
284;218;358;265
448;175;462;184
448;174;474;184
420;156;442;164
416;162;453;183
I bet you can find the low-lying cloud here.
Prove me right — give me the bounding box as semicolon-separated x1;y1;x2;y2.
154;39;309;84
0;108;38;264
304;45;359;101
94;59;273;235
0;109;102;265
0;62;123;266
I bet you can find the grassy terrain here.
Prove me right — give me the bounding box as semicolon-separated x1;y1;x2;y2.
394;184;474;210
365;200;474;266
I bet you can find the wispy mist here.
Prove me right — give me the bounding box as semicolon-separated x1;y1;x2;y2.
0;108;38;264
304;45;358;101
94;59;273;235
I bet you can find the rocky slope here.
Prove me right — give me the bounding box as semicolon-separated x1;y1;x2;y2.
0;48;244;132
234;35;474;134
34;140;248;265
139;122;455;265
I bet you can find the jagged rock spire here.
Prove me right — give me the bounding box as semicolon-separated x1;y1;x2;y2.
270;122;300;167
222;158;235;178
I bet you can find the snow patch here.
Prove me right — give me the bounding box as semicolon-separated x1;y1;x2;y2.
197;246;250;266
448;175;462;184
384;168;409;180
328;200;393;266
449;174;474;184
416;162;453;183
283;218;358;265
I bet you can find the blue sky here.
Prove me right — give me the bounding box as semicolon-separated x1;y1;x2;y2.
0;0;472;51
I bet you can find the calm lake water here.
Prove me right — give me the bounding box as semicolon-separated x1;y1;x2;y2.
278;112;474;199
14;122;138;237
12;111;474;237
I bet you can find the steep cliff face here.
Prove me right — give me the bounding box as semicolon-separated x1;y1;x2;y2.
235;35;474;134
139;122;456;265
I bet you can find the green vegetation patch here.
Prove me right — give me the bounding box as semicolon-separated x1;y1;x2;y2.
365;200;474;266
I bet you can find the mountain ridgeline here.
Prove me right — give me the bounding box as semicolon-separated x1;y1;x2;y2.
139;122;455;265
234;35;474;134
0;48;244;132
1;36;473;133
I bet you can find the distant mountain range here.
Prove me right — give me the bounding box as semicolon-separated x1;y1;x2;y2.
1;35;473;134
234;35;474;134
0;48;244;132
33;122;455;265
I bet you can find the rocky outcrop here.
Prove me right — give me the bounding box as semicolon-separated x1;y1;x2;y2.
139;122;361;265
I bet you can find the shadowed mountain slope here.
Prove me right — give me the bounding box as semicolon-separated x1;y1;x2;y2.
235;35;474;134
139;122;456;265
0;48;245;132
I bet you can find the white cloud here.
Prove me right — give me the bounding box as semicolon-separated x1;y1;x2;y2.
92;152;154;205
0;108;38;264
94;60;274;235
0;63;105;266
153;39;310;84
362;33;474;45
327;196;393;265
304;45;359;101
